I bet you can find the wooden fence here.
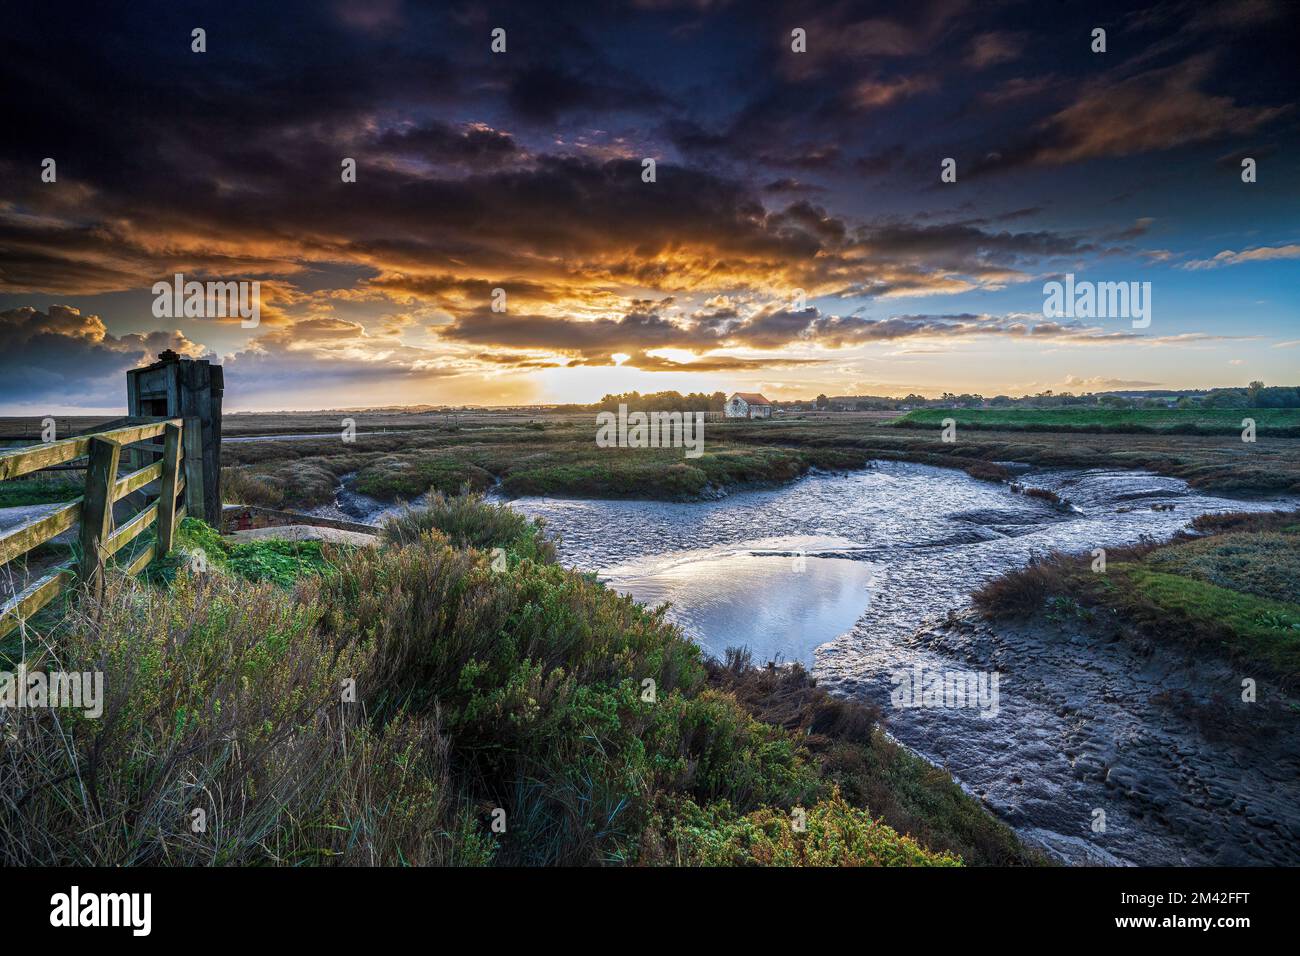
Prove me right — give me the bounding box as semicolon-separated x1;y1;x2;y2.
0;417;193;639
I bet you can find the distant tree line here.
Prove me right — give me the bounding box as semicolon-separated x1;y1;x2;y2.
553;390;728;413
548;383;1299;414
778;383;1297;411
1198;383;1300;408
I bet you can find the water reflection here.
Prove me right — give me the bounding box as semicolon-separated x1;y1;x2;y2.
604;536;880;663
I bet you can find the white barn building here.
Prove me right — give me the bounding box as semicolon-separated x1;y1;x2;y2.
725;392;773;419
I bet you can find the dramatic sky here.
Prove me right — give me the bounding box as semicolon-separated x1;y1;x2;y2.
1;0;1297;413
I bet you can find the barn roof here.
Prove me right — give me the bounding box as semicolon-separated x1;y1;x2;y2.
730;392;771;405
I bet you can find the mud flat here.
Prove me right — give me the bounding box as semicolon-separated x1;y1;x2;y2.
817;610;1299;866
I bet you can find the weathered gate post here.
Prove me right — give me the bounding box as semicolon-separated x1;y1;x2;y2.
78;436;121;601
156;421;184;553
126;351;224;526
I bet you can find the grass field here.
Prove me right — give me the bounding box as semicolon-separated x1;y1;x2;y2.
211;410;1300;509
891;407;1300;436
219;419;874;508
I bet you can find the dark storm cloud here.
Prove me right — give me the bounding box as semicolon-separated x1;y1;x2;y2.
4;2;1289;266
855;221;1092;261
442;305;724;355
587;351;827;373
0;306;206;406
505;64;667;124
762;178;826;195
970;54;1289;175
436;296;1153;363
14;123;1098;309
373;122;521;165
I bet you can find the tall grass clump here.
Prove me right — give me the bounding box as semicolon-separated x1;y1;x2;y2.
311;534;734;863
381;491;557;564
219;466;286;508
0;569;487;866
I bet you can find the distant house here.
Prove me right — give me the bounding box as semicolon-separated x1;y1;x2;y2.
725;392;773;419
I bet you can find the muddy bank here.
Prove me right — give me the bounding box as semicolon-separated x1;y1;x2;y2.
816;609;1300;866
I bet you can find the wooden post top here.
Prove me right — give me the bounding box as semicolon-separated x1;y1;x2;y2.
127;352;224;526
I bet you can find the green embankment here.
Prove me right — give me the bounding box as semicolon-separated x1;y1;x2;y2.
891;407;1300;436
973;510;1300;686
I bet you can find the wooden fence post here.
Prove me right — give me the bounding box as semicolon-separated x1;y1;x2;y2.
156;422;183;554
182;417;206;520
79;436;122;601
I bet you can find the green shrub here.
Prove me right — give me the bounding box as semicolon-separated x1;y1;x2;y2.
647;791;962;866
228;539;332;587
146;518;338;588
380;491;557;564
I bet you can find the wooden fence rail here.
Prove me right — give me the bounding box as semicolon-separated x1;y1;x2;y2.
0;418;187;638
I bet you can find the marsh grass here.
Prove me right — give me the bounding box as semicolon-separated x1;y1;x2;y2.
0;568;486;866
0;475;84;508
354;457;495;499
892;407;1300;436
220;466;286;508
220;421;873;509
218;412;1300;510
726;420;1300;496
